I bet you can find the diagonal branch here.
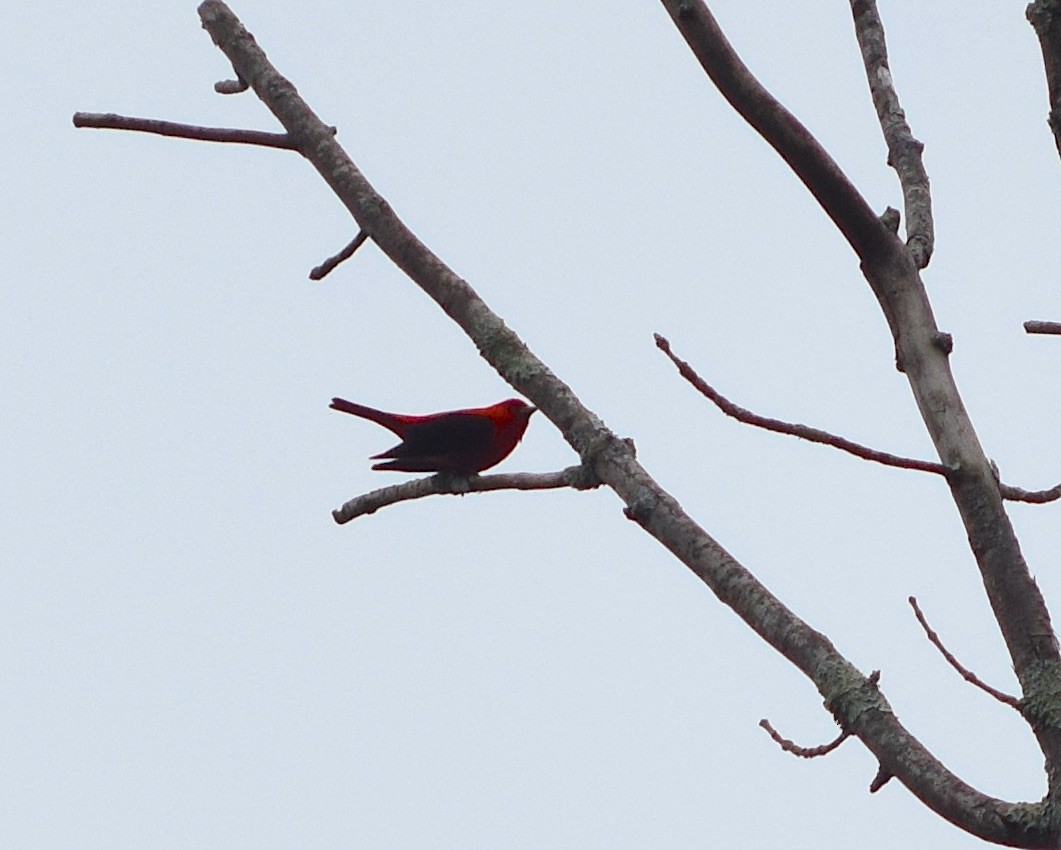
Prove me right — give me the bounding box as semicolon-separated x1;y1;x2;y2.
311;230;370;281
656;334;1061;505
909;597;1021;708
659;2;892;264
655;333;945;475
850;0;934;268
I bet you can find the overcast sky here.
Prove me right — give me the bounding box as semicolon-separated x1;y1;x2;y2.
4;1;1059;847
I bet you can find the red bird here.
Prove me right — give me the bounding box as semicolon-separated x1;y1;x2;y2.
329;397;536;474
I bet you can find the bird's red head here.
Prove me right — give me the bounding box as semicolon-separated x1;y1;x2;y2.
489;398;537;424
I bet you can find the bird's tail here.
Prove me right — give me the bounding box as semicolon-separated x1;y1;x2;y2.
329;398;410;436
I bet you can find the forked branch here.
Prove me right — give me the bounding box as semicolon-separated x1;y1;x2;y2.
660;1;1061;839
194;3;1037;840
73;3;1059;844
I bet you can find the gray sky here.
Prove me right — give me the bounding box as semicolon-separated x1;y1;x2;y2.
4;1;1059;847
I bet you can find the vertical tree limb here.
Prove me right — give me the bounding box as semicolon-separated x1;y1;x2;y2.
850;0;934;268
1028;0;1061;159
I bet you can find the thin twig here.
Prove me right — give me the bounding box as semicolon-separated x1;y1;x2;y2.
761;670;881;759
655;333;944;473
870;764;894;793
73;112;297;149
999;481;1061;504
1025;320;1061;335
759;719;852;759
655;334;1061;504
850;0;933;268
215;75;250;95
310;230;370;280
908;597;1021;708
332;464;602;524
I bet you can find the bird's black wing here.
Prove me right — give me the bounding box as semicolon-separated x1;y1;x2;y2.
371;412;495;472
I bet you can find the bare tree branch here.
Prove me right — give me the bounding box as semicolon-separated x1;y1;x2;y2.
1000;481;1061;504
193;2;1034;840
659;2;891;263
1027;0;1061;159
310;230;370;281
73;3;1061;843
72;111;297;149
870;765;895;793
909;597;1021;708
656;334;1061;505
655;333;945;475
761;671;879;760
850;0;934;268
1025;320;1061;335
759;719;852;759
660;2;1061;834
332;465;602;524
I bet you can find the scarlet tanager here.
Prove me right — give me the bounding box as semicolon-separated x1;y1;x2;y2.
329;397;536;474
